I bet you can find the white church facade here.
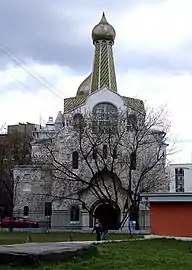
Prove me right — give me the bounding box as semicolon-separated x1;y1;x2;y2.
13;13;167;230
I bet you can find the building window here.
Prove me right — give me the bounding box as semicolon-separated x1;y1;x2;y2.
113;147;117;159
23;206;29;216
92;102;118;133
45;202;52;216
130;151;137;170
23;183;31;192
127;113;137;131
70;205;80;223
175;168;184;192
103;145;108;159
93;147;97;160
72;151;78;169
73;113;84;131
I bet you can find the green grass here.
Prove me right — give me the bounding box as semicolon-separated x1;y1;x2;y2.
1;239;192;270
0;231;137;245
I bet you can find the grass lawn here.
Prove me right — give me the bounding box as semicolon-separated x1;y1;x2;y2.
1;239;192;269
0;231;137;245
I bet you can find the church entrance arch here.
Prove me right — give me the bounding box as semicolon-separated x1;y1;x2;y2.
90;201;120;230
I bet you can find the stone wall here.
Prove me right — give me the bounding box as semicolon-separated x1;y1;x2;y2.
13;165;52;214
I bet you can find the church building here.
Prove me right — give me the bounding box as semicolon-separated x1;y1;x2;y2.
13;13;166;230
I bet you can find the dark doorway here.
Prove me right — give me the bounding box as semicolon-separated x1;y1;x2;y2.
94;203;120;230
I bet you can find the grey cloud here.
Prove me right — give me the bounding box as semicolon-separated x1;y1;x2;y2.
116;48;192;74
0;0;136;74
0;0;191;75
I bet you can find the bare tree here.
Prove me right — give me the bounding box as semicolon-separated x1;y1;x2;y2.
119;106;173;228
33;105;173;228
0;129;32;217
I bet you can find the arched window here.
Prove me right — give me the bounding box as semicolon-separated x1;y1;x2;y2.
72;151;78;169
70;205;80;222
73;113;84;131
92;102;118;133
23;206;29;216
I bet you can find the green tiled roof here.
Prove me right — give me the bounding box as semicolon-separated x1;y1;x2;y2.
122;97;145;114
64;95;144;114
64;96;87;113
91;41;117;93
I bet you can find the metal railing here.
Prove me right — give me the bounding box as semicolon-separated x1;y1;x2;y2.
23;209;150;233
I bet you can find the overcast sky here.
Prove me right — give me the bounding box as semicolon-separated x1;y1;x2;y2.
0;0;192;163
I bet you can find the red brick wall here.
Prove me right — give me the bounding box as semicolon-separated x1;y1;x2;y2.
150;202;192;237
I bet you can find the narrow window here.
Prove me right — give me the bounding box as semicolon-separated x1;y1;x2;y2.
72;151;78;169
23;206;29;216
127;114;137;131
45;202;52;216
70;205;80;222
73;113;84;131
103;145;108;159
93;148;97;160
130;151;136;170
175;168;184;192
113;148;117;159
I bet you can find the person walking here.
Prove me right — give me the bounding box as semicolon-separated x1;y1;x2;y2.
92;219;102;241
101;221;108;241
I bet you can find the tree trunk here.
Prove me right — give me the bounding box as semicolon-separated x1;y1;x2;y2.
135;210;140;230
129;204;140;230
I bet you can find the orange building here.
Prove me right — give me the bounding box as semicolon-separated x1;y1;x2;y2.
141;193;192;237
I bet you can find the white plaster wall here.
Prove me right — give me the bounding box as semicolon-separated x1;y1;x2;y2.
84;87;125;111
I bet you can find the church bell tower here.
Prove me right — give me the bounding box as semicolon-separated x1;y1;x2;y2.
91;12;117;93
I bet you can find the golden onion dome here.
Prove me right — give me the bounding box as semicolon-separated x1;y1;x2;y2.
76;74;91;96
92;12;116;43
